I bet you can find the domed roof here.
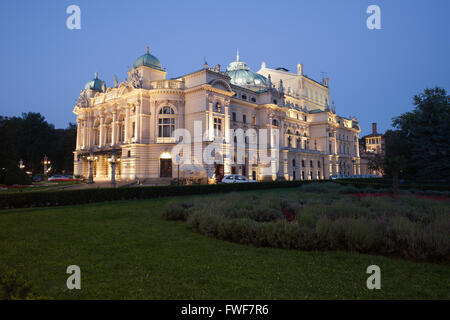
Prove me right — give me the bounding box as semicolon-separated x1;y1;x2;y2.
84;72;105;91
133;46;163;70
226;50;267;90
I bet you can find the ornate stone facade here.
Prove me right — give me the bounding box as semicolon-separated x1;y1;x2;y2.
73;49;362;183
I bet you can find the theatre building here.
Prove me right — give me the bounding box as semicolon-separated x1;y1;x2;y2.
73;47;362;183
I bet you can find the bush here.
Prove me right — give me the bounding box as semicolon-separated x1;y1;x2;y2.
163;200;195;221
179;190;450;263
0;266;50;300
2;166;32;186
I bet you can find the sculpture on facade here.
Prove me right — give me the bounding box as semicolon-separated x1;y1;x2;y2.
114;75;119;88
76;90;90;108
129;67;143;88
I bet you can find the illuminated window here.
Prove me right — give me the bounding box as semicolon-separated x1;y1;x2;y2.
158;107;175;138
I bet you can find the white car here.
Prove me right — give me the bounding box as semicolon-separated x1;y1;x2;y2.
221;174;256;184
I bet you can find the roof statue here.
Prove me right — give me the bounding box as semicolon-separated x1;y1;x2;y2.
76;90;90;108
129;67;143;89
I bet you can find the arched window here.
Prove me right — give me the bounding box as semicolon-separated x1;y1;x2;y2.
158;106;175;138
272;119;278;126
159;106;174;115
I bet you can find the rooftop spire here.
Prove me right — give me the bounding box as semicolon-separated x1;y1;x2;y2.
146;46;150;54
95;72;98;79
236;49;239;62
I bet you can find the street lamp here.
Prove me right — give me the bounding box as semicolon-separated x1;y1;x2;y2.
108;152;120;188
43;155;51;176
19;159;25;170
87;153;97;184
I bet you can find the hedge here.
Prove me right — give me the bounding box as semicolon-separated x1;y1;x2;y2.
0;180;313;210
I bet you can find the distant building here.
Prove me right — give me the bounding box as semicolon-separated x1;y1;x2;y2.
360;123;384;155
359;123;384;175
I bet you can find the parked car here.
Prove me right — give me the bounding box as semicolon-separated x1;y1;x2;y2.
221;174;256;184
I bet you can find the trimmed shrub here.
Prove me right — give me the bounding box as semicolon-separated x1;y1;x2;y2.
180;190;450;262
163;200;195;221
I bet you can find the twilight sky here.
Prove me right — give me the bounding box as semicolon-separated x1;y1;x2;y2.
0;0;448;135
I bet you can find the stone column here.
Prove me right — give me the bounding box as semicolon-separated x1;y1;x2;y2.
83;119;89;149
99;115;105;147
223;100;231;175
111;111;117;146
135;104;140;143
208;99;214;141
125;106;130;143
152;100;157;143
76;119;81;150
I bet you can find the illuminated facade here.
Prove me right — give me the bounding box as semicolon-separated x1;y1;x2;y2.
73;48;362;183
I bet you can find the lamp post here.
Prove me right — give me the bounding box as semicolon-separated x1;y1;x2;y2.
19;159;25;170
108;151;119;188
43;155;51;178
87;153;97;184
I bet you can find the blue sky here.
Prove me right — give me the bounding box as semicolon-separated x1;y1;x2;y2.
0;0;448;135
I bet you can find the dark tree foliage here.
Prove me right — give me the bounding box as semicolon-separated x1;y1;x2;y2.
383;130;410;193
0;113;76;185
392;87;450;182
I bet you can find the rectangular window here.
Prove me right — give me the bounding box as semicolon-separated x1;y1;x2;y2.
232;112;236;122
243;114;247;123
158;118;175;137
214;118;222;134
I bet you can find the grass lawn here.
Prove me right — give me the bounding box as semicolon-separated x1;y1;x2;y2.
0;188;449;299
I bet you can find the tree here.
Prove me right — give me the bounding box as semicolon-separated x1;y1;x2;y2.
392;87;450;182
382;130;410;194
368;153;384;176
0;113;77;184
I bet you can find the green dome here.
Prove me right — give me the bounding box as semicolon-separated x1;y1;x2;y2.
227;69;267;87
226;51;267;90
133;47;163;70
84;73;105;91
